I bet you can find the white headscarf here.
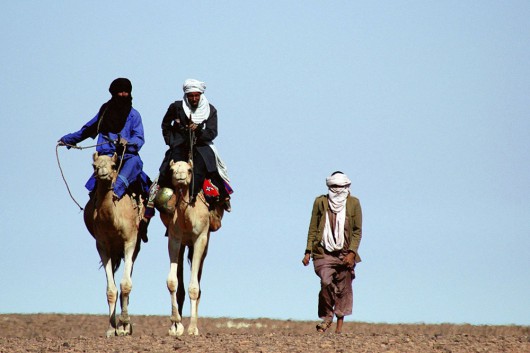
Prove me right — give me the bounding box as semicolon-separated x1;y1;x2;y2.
321;172;351;252
182;79;210;124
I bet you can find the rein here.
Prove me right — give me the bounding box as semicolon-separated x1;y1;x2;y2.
188;113;196;197
176;188;207;208
56;140;127;211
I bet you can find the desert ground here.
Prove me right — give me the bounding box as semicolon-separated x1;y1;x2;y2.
0;314;528;353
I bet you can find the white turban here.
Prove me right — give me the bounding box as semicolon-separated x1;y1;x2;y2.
326;172;351;188
326;172;351;213
183;79;206;94
182;78;210;124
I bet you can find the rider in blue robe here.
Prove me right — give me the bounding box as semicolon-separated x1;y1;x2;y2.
59;78;151;241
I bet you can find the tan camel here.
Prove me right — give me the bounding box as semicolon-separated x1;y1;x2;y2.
159;160;224;336
83;152;144;337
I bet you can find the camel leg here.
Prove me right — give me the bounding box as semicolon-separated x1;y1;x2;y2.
177;246;186;317
117;241;135;336
187;232;208;336
98;250;118;338
167;234;184;336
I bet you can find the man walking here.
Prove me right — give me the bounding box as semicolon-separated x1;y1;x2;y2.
302;171;362;333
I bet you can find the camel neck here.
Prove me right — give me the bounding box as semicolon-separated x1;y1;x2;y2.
94;181;116;206
176;188;191;212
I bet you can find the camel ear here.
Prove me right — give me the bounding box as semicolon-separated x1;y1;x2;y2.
169;160;175;167
93;152;99;161
112;152;118;162
188;159;193;169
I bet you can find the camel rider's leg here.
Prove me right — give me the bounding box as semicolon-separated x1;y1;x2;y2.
112;155;143;199
209;172;232;212
158;148;188;188
85;175;97;197
157;149;172;188
109;156;149;243
190;153;207;204
144;150;173;218
138;217;149;243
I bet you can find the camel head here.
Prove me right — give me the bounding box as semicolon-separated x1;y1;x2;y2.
92;152;118;182
169;160;193;188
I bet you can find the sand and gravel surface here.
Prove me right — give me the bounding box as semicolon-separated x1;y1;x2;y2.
1;314;528;353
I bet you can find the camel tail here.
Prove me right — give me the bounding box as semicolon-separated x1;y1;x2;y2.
187;246;194;266
112;255;122;273
99;256;121;273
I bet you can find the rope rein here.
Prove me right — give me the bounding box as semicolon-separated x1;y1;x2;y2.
188;113;196;197
56;138;127;211
57;107;129;211
56;143;85;211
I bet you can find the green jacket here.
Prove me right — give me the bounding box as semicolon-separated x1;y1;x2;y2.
305;194;363;263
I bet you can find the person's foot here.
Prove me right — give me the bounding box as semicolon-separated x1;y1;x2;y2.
335;316;344;334
316;320;332;333
223;198;231;212
144;206;155;219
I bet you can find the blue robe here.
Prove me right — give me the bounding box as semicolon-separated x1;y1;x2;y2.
60;108;151;198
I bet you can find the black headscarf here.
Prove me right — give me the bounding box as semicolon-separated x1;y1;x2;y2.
93;78;133;135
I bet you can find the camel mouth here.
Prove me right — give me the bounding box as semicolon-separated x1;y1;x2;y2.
172;178;187;187
97;172;113;180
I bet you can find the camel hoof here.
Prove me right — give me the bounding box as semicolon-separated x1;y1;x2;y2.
187;326;199;336
168;322;185;337
106;328;117;337
117;323;132;336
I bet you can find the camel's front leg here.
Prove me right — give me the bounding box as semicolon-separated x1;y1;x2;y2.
116;241;135;336
188;232;209;336
98;251;118;338
167;235;184;336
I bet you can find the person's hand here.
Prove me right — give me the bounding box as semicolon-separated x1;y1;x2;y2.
58;137;74;149
302;253;311;266
343;252;355;268
189;123;199;131
118;137;128;146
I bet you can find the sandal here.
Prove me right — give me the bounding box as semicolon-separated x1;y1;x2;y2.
316;320;332;333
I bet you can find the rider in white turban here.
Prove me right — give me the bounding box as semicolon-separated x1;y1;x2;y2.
151;78;233;213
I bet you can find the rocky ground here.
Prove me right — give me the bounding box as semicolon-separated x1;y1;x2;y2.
1;314;528;353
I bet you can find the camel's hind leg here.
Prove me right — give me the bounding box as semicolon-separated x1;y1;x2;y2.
167;235;185;336
187;232;209;336
116;240;136;336
98;249;118;337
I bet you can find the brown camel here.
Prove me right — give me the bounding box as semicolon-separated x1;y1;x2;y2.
159;160;224;336
83;152;144;337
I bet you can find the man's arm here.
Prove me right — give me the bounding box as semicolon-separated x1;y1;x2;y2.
59;114;99;146
302;197;321;266
161;104;176;146
195;106;218;143
124;111;144;153
348;198;363;262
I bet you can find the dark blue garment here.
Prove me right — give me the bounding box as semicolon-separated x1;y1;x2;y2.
84;154;150;198
60;108;151;198
60;108;145;154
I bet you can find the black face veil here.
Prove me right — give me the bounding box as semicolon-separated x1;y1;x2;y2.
94;78;133;135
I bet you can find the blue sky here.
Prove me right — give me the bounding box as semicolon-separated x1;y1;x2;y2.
1;1;529;326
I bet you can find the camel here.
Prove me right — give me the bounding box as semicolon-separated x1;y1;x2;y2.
159;160;224;336
83;152;144;337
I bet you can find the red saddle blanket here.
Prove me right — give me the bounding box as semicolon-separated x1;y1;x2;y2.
203;179;220;198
